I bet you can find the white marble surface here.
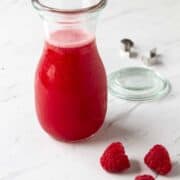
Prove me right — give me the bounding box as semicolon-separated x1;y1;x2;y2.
0;0;180;179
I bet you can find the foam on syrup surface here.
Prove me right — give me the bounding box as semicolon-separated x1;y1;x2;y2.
47;29;95;48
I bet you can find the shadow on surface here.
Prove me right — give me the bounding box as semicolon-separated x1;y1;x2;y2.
126;159;141;174
167;161;180;178
85;103;141;144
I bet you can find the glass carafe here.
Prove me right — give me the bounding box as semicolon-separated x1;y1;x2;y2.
32;0;107;141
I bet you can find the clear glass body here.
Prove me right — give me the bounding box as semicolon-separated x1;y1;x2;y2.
32;0;107;141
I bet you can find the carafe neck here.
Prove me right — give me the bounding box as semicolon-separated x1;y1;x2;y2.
32;0;107;44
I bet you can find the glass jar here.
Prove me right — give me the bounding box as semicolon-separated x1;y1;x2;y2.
32;0;107;141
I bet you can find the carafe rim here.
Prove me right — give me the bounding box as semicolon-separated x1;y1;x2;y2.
32;0;107;14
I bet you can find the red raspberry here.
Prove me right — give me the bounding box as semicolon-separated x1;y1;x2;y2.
135;175;155;180
100;142;130;173
103;142;125;154
144;144;172;175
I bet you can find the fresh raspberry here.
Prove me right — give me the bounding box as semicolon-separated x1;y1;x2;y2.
135;174;155;180
103;142;125;154
144;144;172;175
100;142;130;173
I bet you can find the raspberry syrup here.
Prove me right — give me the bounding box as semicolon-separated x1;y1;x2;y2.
35;29;107;141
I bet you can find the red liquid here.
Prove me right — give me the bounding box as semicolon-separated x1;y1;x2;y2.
35;29;107;141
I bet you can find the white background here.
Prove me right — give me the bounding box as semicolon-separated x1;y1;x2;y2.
0;0;180;179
